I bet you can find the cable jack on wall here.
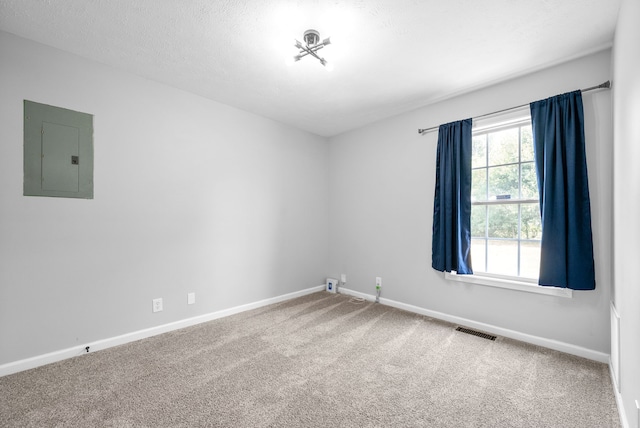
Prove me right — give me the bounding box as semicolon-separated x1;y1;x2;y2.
288;29;333;71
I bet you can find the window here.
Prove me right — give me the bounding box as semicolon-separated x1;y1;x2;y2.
470;114;541;280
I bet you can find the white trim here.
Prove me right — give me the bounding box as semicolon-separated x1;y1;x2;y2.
339;287;605;363
472;105;531;132
610;301;621;392
0;285;325;377
445;271;573;298
610;359;630;428
337;287;375;302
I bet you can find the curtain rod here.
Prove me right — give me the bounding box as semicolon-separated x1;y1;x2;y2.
417;80;611;135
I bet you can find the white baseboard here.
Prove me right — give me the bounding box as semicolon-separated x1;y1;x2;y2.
337;286;373;301
1;284;611;376
338;287;609;364
0;285;325;377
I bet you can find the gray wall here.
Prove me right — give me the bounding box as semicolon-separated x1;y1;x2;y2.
328;49;613;355
0;32;330;365
612;0;640;425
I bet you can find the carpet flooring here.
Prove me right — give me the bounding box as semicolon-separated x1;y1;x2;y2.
0;291;621;427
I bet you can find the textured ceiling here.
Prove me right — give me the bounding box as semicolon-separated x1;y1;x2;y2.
0;0;621;137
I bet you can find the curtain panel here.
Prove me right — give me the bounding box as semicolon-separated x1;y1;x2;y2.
431;119;473;274
530;91;596;290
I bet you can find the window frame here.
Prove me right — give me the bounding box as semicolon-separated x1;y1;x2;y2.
471;118;540;279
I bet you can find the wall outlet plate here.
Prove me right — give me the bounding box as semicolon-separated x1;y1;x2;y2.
376;276;382;288
341;274;347;283
188;292;195;305
152;298;163;313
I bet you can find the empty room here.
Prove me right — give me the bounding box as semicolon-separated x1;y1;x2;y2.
1;1;639;427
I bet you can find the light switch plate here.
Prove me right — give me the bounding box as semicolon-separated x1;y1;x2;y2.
187;293;195;305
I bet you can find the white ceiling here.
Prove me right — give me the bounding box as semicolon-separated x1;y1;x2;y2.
0;0;621;137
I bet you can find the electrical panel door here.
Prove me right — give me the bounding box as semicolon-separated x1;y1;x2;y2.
24;100;93;199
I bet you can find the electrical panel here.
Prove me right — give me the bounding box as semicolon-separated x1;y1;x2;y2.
24;100;93;199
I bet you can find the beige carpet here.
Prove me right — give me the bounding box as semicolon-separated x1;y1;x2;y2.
0;292;620;427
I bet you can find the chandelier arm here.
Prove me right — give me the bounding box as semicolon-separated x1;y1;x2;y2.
299;45;324;58
308;44;326;53
300;44;324;62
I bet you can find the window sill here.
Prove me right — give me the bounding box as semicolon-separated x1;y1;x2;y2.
444;272;573;298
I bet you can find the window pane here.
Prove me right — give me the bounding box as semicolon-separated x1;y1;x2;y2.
472;135;486;168
521;162;538;200
472;169;487;202
520;240;541;279
520;125;534;162
488;128;518;166
471;238;486;273
488;164;518;200
488;205;518;238
487;240;518;276
471;205;486;237
521;203;542;240
521;125;534;162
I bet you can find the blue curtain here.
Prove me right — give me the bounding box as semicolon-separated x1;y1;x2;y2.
432;119;473;274
530;91;595;290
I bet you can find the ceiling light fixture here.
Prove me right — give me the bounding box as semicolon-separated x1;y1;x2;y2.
290;29;333;70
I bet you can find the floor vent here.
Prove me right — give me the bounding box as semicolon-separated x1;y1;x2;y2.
456;326;497;341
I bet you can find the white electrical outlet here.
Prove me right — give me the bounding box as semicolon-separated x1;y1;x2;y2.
188;292;195;305
376;276;382;288
341;274;347;283
152;298;163;313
